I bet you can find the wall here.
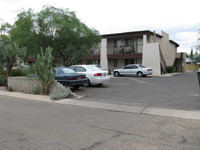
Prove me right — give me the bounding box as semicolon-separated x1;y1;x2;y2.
160;31;176;66
8;77;42;94
100;38;108;70
8;77;64;94
142;43;161;75
186;64;200;71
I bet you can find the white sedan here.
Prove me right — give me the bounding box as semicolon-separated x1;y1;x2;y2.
69;65;110;86
113;64;153;77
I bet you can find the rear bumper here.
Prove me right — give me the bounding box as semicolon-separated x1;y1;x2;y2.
56;78;88;87
90;76;110;85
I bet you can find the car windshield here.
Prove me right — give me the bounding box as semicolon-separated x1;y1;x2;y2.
87;65;102;71
62;68;76;73
138;65;146;68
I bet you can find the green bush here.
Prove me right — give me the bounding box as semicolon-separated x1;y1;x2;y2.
10;69;25;76
166;66;175;73
33;85;42;95
50;87;72;100
0;75;7;86
33;47;55;95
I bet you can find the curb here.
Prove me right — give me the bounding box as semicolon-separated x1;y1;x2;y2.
1;90;200;121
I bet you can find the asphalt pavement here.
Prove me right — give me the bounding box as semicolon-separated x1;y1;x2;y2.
1;95;200;150
0;72;200;149
75;72;200;111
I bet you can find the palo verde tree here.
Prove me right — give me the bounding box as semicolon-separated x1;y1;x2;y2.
0;20;12;66
33;47;55;95
0;40;27;85
194;30;200;62
10;6;101;66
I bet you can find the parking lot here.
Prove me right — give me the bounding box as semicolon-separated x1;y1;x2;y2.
75;72;200;111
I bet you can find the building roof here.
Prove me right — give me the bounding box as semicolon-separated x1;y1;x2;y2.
101;30;163;39
169;40;179;47
101;30;179;47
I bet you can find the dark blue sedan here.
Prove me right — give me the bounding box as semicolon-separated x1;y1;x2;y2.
55;67;87;89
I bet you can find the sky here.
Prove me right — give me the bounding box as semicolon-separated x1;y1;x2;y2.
0;0;200;53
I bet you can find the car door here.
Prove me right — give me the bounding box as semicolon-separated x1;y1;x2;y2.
129;65;139;75
120;66;131;75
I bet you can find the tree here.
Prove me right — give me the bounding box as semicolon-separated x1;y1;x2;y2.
190;31;200;62
0;40;27;86
10;6;100;66
0;20;12;66
33;47;55;95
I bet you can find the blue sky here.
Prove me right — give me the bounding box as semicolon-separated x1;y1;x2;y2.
0;0;200;53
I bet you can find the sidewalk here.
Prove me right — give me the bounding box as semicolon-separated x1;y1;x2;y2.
1;89;200;121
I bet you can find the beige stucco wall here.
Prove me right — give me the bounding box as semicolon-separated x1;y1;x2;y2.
160;31;176;66
8;77;64;94
142;43;161;75
8;77;42;94
100;39;108;70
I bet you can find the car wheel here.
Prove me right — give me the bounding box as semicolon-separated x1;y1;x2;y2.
114;71;120;77
72;86;80;90
137;72;143;77
83;78;91;87
97;83;103;86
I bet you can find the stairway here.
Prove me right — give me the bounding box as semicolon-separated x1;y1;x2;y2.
159;48;167;74
174;52;183;72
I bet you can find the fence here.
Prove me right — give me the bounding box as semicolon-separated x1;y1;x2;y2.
186;64;200;71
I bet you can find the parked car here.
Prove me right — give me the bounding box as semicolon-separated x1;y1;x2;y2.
69;65;110;86
55;67;88;89
90;64;106;71
113;64;153;77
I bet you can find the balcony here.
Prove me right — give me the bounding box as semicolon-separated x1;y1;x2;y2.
81;45;143;60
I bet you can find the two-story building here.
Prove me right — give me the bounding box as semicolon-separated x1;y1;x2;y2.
80;30;186;75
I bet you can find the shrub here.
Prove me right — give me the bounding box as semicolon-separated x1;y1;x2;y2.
33;47;55;95
33;85;42;95
10;69;25;76
0;75;7;86
166;66;175;73
50;87;72;100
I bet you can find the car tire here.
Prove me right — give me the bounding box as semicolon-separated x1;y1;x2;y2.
83;78;91;87
72;86;80;90
137;72;143;77
97;83;103;86
114;71;120;77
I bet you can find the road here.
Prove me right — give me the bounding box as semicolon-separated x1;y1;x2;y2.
75;72;200;111
0;96;200;150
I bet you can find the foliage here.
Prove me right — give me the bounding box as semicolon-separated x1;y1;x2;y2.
33;47;55;95
193;30;200;62
10;69;25;76
0;75;6;86
0;40;27;87
10;5;101;66
50;87;72;100
166;66;175;73
0;20;12;65
32;85;42;95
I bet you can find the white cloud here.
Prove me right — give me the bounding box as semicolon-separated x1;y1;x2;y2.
0;0;200;53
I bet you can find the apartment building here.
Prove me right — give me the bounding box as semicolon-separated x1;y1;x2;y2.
80;30;185;75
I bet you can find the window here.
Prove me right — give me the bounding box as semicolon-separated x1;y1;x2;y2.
114;59;118;67
132;65;139;69
76;66;86;72
62;68;76;73
123;66;132;69
125;59;135;65
114;40;121;47
125;39;132;46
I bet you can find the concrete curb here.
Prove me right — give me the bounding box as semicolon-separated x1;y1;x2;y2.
1;90;200;121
